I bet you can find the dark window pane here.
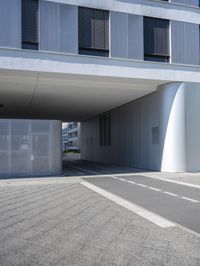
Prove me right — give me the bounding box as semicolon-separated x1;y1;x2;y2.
79;7;93;49
144;17;169;62
79;7;109;57
144;55;169;63
22;0;38;50
79;48;109;57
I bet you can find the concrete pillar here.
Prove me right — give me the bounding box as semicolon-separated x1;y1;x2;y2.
160;82;186;172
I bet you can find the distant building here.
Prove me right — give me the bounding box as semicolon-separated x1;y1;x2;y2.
62;123;69;151
62;122;80;151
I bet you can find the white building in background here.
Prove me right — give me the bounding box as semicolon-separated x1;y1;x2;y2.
0;0;200;176
62;122;81;152
68;122;81;151
62;123;69;151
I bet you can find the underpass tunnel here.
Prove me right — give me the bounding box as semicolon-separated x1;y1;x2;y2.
61;121;145;177
1;69;200;178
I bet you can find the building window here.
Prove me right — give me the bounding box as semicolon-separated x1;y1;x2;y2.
79;7;109;57
22;0;39;50
144;17;170;63
99;113;111;146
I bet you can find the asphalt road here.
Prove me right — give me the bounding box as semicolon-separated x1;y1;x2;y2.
84;175;200;234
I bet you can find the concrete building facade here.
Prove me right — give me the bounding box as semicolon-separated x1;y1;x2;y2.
0;0;200;175
62;122;69;151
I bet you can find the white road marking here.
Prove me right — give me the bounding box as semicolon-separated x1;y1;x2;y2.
127;180;136;184
119;178;126;182
163;191;178;197
91;172;200;190
148;187;162;192
130;175;200;190
111;176;119;180
110;175;199;204
181;197;199;203
136;183;147;188
81;181;176;228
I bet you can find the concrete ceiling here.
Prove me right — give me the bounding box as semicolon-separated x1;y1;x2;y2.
0;69;167;121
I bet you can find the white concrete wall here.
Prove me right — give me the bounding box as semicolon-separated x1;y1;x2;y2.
185;83;200;172
0;120;62;177
81;84;171;171
81;82;200;172
171;0;198;7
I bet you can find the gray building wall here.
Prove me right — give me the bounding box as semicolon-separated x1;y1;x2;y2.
185;83;200;172
40;1;78;53
0;0;21;49
0;120;62;177
171;21;199;65
110;12;144;60
81;82;200;173
0;0;199;67
81;88;165;171
171;0;199;7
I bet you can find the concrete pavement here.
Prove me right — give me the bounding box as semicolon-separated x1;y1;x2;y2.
1;157;200;265
0;175;200;266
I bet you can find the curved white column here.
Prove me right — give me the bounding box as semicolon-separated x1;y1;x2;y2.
160;82;186;172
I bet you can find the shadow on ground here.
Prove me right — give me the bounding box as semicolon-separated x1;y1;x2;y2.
62;153;149;177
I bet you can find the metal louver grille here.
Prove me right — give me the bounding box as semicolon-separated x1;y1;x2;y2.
22;0;38;50
99;113;111;146
79;7;109;57
152;126;160;145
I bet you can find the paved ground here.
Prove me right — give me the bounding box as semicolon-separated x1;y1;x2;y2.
0;157;200;265
0;177;200;266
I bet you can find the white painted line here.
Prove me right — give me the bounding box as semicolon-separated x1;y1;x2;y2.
135;175;200;190
109;173;200;190
163;191;178;197
181;197;199;203
81;181;176;228
71;170;200;190
111;176;119;180
119;178;126;182
128;181;136;184
148;187;162;192
136;183;147;188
